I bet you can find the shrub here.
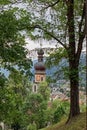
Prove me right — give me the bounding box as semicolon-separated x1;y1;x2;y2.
27;123;37;130
53;105;65;123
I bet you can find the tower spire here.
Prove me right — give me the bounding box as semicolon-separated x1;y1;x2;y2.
38;48;44;62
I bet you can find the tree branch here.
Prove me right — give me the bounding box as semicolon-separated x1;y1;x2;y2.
76;27;85;64
76;1;85;63
9;0;23;4
78;1;85;35
29;25;67;49
41;0;60;10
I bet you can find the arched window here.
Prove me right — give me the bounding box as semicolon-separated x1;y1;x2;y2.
34;85;36;92
41;77;43;81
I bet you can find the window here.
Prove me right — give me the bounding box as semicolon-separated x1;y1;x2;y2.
34;85;36;92
41;77;43;81
36;75;40;81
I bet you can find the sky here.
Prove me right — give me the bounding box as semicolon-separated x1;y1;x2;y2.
25;38;58;50
25;37;86;54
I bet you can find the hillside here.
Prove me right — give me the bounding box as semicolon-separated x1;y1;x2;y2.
40;113;86;130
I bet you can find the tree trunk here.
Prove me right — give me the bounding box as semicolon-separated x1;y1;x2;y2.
67;0;80;122
70;71;80;117
66;56;80;123
69;61;80;119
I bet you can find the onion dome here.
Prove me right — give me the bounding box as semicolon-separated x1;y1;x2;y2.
34;49;46;71
34;62;46;71
37;49;44;55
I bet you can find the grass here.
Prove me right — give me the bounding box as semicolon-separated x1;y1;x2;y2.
40;113;86;130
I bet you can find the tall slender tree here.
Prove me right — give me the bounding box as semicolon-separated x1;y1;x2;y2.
24;0;85;121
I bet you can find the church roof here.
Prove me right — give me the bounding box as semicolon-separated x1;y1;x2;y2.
34;62;46;71
34;49;46;71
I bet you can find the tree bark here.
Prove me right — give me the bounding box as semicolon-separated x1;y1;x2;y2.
67;0;80;121
68;60;80;120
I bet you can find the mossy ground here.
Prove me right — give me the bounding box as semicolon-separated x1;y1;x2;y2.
40;113;86;130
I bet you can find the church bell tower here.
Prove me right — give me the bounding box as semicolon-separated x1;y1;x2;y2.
33;49;46;92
